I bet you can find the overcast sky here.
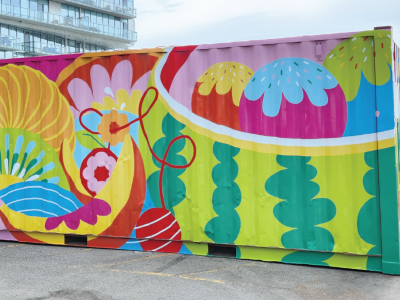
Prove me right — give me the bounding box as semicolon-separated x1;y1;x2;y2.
134;0;400;48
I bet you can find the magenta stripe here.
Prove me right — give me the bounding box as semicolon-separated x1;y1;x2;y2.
0;53;82;65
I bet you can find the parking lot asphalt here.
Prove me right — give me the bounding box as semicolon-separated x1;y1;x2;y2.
1;240;400;300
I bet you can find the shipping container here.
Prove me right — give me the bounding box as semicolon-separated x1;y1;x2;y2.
0;26;399;274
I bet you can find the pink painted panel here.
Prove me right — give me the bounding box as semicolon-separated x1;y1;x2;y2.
0;53;82;82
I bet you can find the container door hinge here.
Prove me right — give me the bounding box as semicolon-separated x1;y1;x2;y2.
316;43;322;61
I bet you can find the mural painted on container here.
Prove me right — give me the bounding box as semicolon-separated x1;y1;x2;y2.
0;30;399;274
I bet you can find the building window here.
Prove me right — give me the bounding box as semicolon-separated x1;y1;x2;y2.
61;4;79;18
21;0;28;9
59;5;128;31
6;0;48;11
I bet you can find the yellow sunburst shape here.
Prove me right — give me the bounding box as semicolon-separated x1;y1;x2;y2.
0;64;75;153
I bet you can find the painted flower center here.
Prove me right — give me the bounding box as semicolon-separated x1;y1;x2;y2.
109;121;120;133
94;166;110;182
81;149;118;196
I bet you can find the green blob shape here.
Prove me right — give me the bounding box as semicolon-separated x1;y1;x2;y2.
366;256;383;272
236;246;241;259
205;142;241;244
357;151;381;257
323;30;392;101
377;147;400;274
0;128;69;190
147;113;188;215
265;155;336;254
282;251;333;267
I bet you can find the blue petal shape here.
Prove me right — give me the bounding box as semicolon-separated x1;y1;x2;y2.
244;58;338;117
25;141;36;156
14;136;23;155
343;68;394;136
42;162;55;174
0;181;83;218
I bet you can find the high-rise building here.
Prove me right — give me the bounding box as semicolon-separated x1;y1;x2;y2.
0;0;137;58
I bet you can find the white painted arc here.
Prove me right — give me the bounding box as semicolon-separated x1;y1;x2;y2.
0;186;80;209
125;229;182;247
150;229;182;252
151;241;172;252
145;220;177;239
126;239;146;244
6;198;71;213
18;209;58;217
134;212;171;229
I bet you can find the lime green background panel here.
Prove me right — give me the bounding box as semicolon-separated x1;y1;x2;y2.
183;242;208;256
173;127;218;243
239;246;295;262
324;253;369;271
310;153;374;255
235;150;291;249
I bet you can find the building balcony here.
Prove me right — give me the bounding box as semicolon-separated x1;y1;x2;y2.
0;34;22;51
0;4;137;43
22;41;68;56
57;0;137;18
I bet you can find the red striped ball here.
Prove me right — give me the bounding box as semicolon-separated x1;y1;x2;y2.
135;208;182;253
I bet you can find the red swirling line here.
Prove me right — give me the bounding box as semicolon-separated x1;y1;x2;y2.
79;87;197;209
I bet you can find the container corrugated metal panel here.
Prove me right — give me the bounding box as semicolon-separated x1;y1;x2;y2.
0;28;399;274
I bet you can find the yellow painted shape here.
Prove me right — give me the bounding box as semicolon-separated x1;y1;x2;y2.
239;246;295;261
61;140;91;197
26;232;65;245
0;205;47;233
310;153;374;254
324;253;369;270
0;175;23;190
80;48;165;58
235;150;291;248
92;89;143;116
87;235;97;241
197;62;254;106
184;242;208;256
1;135;135;236
379;136;395;149
173;127;218;243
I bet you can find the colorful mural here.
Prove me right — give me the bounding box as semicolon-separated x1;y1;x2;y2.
0;29;399;274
